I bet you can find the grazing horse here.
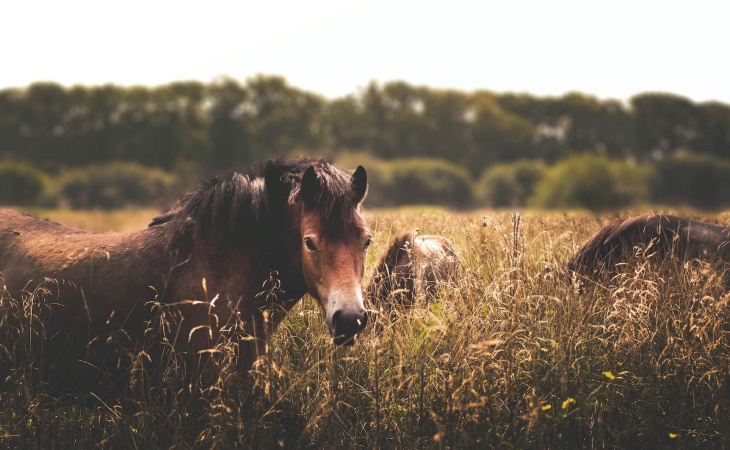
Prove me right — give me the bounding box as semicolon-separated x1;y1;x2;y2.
0;158;371;386
367;232;460;312
567;214;730;280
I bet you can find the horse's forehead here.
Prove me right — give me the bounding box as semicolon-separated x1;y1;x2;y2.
301;210;368;238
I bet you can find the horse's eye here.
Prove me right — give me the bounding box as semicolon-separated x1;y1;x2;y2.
364;237;373;250
304;237;317;252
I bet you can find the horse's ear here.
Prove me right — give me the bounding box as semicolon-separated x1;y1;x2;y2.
352;165;368;204
300;165;319;207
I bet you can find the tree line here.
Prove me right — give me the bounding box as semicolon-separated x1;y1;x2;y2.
1;75;729;209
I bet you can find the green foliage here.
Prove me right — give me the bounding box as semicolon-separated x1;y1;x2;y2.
0;161;48;205
530;154;651;211
1;78;730;209
477;159;547;207
377;158;474;208
652;153;730;208
467;92;536;169
54;162;176;209
631;93;701;160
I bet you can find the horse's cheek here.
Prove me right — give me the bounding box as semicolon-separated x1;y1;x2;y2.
301;254;322;296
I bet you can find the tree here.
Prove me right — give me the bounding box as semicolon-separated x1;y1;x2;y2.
16;82;69;166
244;75;327;160
468;92;535;172
206;78;250;168
630;93;701;161
696;102;730;157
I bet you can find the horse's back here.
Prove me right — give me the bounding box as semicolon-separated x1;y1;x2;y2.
411;235;460;288
0;209;109;290
1;210;71;286
677;217;730;261
626;214;730;260
370;233;459;310
0;208;167;321
568;214;730;278
413;235;460;296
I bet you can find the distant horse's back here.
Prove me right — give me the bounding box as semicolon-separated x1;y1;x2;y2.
567;214;730;280
410;235;460;297
369;232;460;312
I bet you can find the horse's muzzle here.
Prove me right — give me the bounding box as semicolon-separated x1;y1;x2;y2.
331;308;368;346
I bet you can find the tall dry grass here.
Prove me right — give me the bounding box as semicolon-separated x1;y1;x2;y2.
1;209;728;448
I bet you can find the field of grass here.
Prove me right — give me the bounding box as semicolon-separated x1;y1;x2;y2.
1;208;729;448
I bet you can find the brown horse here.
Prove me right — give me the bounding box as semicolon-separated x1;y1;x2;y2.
567;214;730;281
367;232;460;313
0;158;370;386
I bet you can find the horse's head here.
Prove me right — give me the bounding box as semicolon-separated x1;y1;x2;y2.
297;164;370;346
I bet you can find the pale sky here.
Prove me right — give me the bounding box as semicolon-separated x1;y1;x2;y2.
2;0;729;103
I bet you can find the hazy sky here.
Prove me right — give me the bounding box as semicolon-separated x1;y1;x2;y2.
2;0;728;103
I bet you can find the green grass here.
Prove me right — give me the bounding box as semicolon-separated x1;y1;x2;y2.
1;209;729;448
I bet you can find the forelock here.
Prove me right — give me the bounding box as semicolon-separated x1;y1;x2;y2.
289;161;361;222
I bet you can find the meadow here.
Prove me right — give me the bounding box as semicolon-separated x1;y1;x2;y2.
1;208;729;449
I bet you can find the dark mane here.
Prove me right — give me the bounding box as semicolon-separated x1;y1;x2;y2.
287;160;363;222
149;157;361;243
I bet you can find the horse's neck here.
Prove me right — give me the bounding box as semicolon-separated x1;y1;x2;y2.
173;233;306;307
